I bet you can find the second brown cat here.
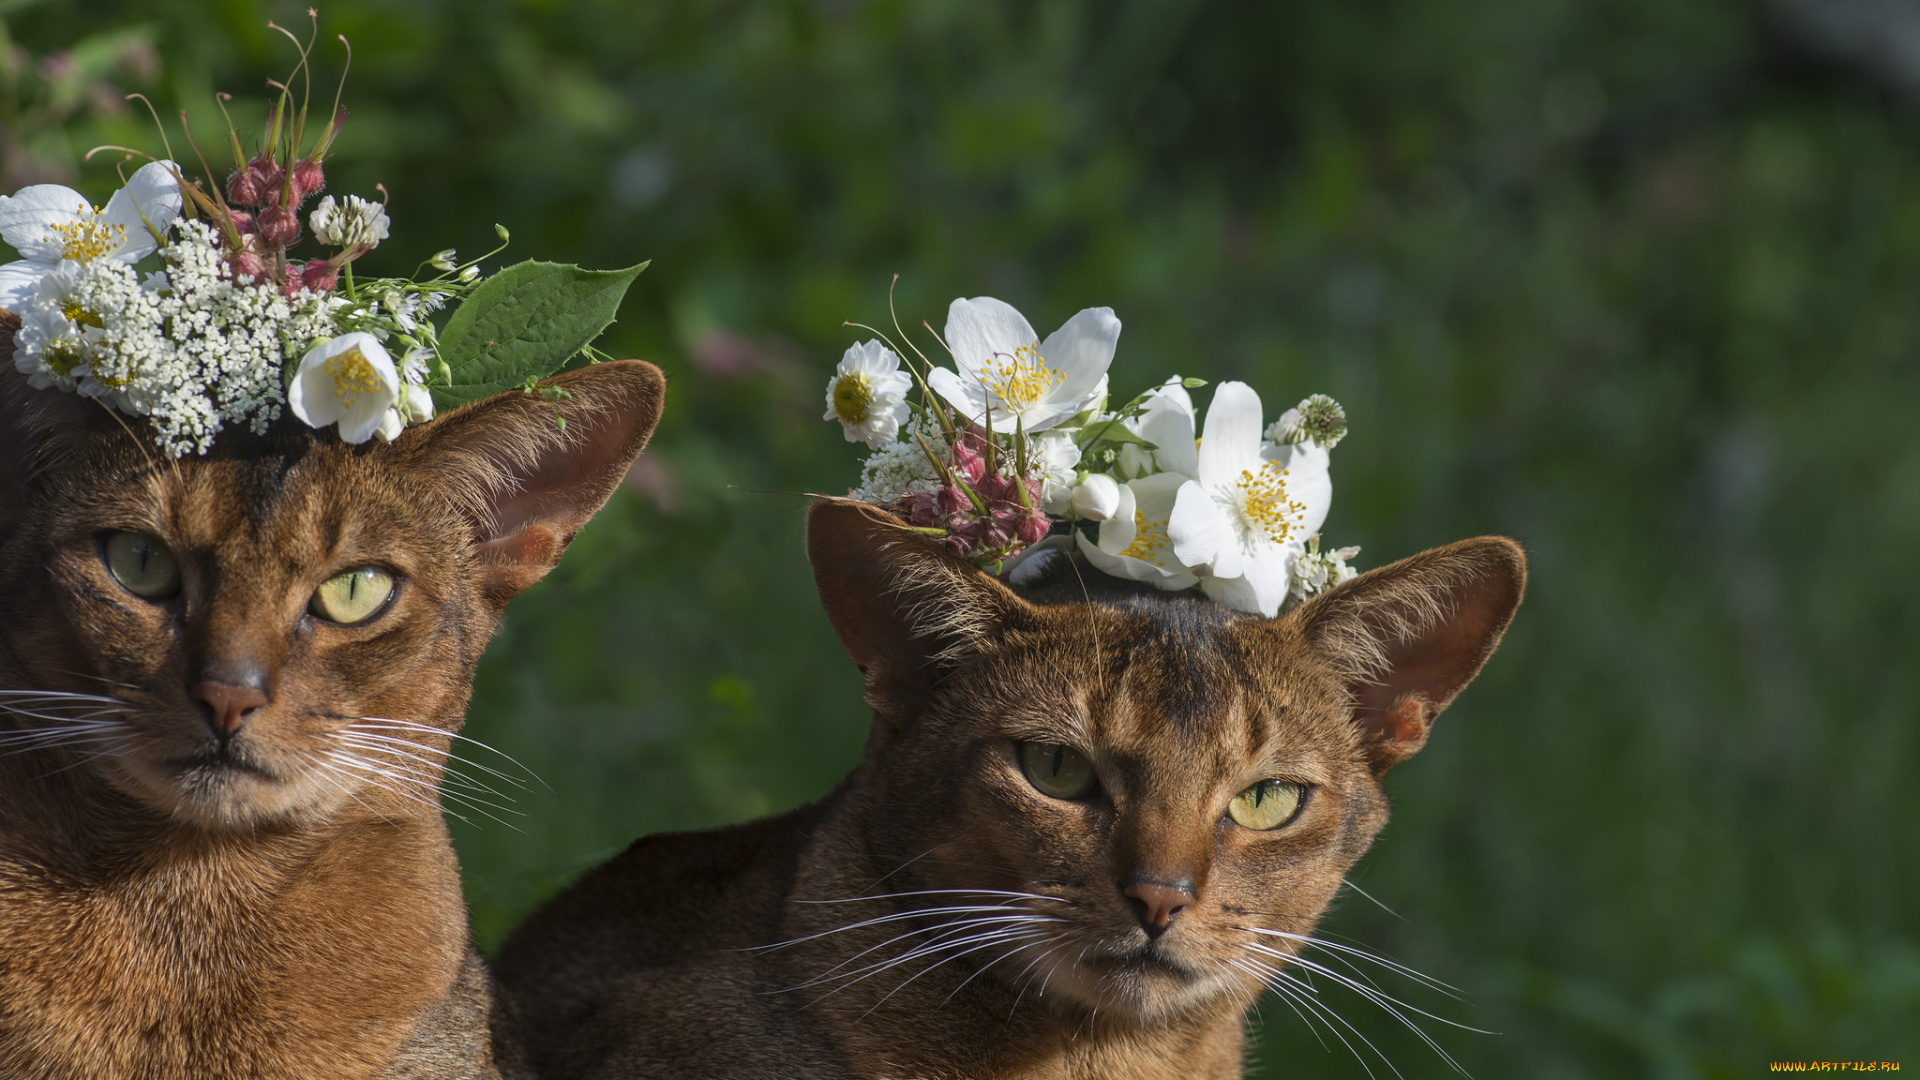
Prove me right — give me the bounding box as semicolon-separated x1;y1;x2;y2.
498;498;1526;1079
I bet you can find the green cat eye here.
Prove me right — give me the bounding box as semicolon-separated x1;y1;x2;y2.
1228;780;1305;831
311;567;396;625
102;531;181;599
1016;741;1099;801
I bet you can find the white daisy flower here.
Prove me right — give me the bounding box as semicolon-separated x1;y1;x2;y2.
825;339;913;449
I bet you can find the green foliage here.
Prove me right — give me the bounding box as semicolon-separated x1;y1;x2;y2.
10;0;1917;1074
433;259;649;409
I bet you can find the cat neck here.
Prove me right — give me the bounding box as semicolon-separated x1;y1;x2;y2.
0;719;475;1080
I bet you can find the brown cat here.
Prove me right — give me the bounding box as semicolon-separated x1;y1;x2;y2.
496;497;1526;1079
0;312;664;1080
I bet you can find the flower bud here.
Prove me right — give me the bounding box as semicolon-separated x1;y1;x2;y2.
290;159;326;201
949;438;986;485
226;170;261;207
300;260;338;292
230;250;267;283
246;155;284;200
257;205;301;248
399;383;435;423
1069;473;1121;521
1015;505;1050;545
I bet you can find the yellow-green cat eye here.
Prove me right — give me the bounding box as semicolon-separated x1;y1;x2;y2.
1228;780;1305;831
1016;741;1099;800
102;531;181;599
311;567;396;625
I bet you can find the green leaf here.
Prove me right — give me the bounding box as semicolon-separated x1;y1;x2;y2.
431;259;648;409
1075;418;1155;449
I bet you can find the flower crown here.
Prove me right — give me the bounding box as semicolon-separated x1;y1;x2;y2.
824;294;1359;617
0;21;643;458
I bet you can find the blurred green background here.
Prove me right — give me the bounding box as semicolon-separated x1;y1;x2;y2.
10;0;1918;1073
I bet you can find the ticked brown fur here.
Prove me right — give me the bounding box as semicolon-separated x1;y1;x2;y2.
0;313;664;1080
498;499;1526;1080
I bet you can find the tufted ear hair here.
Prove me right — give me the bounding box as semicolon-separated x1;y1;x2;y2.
807;498;1032;746
407;359;666;608
0;310;97;530
1293;536;1527;775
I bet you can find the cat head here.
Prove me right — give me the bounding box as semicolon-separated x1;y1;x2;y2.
0;312;665;831
808;497;1524;1024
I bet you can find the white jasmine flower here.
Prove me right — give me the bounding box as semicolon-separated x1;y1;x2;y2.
288;331;401;444
308;194;391;251
927;297;1117;434
825;339;913;449
1116;376;1199;480
1070;472;1121;521
1029;429;1082;514
0;160;182;312
1267;393;1348;449
1075;472;1200;590
1167;381;1333;616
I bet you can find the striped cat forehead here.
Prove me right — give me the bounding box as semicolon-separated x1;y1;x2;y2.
981;592;1353;764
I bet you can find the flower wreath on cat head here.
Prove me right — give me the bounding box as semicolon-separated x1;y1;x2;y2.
823;296;1360;617
0;22;643;460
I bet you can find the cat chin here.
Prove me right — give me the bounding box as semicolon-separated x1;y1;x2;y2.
104;754;352;832
1014;939;1248;1023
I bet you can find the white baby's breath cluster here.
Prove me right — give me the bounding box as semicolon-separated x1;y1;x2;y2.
0;156;502;456
849;420;947;503
16;219;333;455
825;294;1364;616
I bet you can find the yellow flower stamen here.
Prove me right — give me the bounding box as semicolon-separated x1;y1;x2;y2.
43;343;84;378
983;344;1065;409
61;300;104;330
1237;462;1306;545
832;372;875;425
1120;508;1174;568
43;207;127;263
325;346;384;409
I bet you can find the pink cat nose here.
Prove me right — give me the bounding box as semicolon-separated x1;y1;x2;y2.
194;682;268;739
1124;880;1196;938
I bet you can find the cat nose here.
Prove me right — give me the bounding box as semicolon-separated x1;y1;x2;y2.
1124;879;1196;939
194;681;268;741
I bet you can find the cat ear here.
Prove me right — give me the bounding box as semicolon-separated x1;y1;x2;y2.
408;359;666;606
807;497;1031;731
1293;536;1527;774
0;311;94;525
